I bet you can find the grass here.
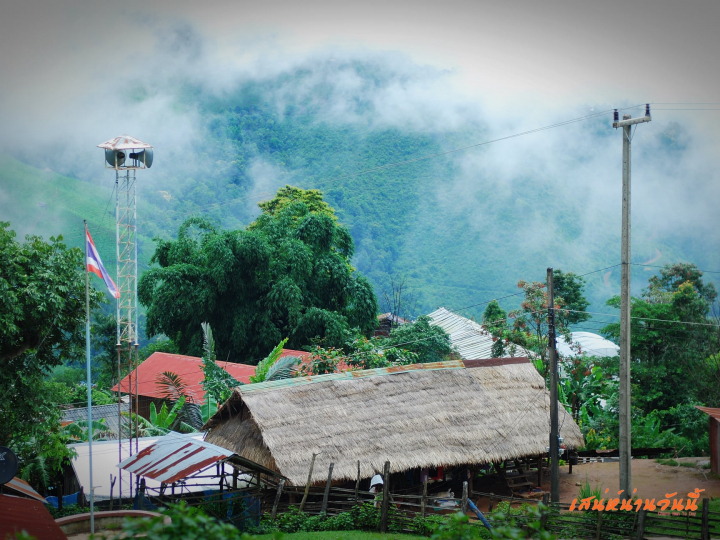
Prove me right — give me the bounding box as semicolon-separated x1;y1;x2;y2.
252;533;427;540
655;458;679;467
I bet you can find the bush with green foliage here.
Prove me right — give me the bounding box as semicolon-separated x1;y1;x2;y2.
115;502;275;540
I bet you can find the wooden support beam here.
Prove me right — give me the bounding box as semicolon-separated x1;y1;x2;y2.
321;463;334;514
271;479;286;521
379;461;390;533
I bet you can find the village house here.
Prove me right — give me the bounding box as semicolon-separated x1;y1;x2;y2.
203;357;583;497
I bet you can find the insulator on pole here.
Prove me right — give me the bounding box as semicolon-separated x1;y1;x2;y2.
645;103;650;116
614;109;619;123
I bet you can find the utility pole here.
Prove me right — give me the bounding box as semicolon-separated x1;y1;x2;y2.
547;267;559;503
613;105;651;497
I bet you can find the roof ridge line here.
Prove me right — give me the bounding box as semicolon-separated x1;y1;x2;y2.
240;360;466;394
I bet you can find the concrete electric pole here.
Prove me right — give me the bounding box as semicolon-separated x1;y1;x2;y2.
613;105;651;497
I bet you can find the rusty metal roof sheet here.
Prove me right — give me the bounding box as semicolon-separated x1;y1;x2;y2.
5;477;47;503
97;134;152;150
117;432;232;484
0;494;68;540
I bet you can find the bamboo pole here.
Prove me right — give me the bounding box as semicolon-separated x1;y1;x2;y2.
299;453;319;512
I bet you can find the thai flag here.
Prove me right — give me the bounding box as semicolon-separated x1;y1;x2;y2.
86;229;120;299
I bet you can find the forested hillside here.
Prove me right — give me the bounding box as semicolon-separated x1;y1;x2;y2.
2;56;718;322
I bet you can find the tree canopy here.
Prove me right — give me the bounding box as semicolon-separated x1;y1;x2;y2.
0;222;103;489
139;187;378;363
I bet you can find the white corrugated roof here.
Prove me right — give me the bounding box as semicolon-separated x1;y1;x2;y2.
427;307;532;359
557;331;619;358
97;134;152;150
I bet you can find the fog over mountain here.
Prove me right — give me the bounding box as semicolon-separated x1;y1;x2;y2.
1;5;719;321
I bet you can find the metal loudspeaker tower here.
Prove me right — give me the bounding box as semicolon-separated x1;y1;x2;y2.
97;135;153;500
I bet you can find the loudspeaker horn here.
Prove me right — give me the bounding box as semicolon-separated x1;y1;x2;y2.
105;149;126;168
129;149;153;168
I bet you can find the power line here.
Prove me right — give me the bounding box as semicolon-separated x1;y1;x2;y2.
326;105;646;182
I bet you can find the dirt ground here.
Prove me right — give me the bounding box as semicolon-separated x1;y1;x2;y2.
556;457;719;504
473;456;719;511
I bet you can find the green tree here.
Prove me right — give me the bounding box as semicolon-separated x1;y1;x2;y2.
507;280;572;378
381;316;455;363
601;263;720;455
0;223;103;490
482;300;509;357
139;187;378;363
552;269;590;325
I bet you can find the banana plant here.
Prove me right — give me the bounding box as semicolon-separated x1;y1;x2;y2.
62;418;115;442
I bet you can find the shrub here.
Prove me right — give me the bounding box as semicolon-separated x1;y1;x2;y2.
114;501;272;540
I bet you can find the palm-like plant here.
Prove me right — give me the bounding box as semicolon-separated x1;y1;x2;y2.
122;396;197;437
200;322;241;403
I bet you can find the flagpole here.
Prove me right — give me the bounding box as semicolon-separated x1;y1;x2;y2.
84;220;95;535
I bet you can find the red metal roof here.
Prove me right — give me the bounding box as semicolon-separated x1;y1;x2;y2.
696;406;720;421
112;350;310;401
112;352;256;401
0;494;68;540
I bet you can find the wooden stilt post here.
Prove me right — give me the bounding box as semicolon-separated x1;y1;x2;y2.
595;511;602;540
635;509;646;540
109;476;116;511
355;461;360;504
321;463;334;514
271;479;286;521
701;498;710;540
461;481;468;514
379;461;390;533
299;453;318;512
421;477;428;518
540;493;550;529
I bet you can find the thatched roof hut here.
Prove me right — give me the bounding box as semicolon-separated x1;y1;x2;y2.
204;358;584;486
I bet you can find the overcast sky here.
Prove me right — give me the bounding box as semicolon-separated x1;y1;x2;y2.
2;0;718;128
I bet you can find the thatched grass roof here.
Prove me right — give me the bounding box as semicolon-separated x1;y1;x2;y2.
204;358;584;486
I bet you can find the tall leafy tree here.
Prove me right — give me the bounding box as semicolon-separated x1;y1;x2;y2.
0;222;103;489
139;187;378;363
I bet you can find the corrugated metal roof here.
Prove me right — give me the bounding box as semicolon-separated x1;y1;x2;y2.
557;331;619;358
5;477;47;503
117;432;232;484
112;352;256;400
70;434;213;498
0;494;67;540
696;406;720;421
427;307;532;360
97;135;152;150
61;403;130;437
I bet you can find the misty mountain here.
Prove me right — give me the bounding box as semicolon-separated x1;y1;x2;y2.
2;53;718;325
